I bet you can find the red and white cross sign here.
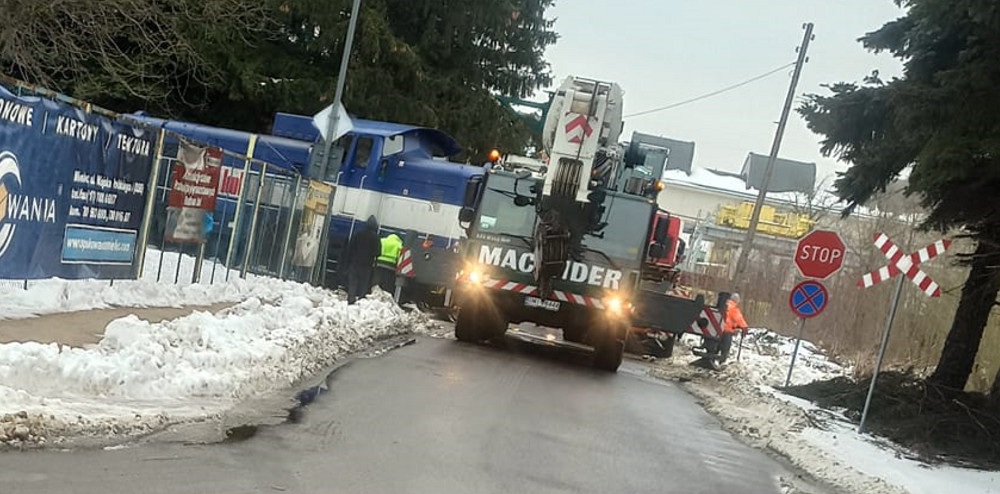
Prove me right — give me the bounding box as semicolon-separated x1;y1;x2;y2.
858;232;951;297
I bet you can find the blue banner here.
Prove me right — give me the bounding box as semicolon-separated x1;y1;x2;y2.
0;85;154;279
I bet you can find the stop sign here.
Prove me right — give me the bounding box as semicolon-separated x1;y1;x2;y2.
795;230;845;279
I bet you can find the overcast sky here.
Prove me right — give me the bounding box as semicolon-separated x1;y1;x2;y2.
540;0;906;186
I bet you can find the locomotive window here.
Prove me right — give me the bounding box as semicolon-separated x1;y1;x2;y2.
383;135;404;156
324;134;354;182
353;137;373;168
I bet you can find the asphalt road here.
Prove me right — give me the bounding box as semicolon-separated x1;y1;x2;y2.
0;334;821;494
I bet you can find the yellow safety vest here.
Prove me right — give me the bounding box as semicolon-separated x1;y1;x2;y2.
378;234;403;266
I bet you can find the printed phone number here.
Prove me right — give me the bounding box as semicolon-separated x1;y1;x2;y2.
68;204;132;223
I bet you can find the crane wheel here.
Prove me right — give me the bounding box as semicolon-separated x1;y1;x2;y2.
593;321;626;372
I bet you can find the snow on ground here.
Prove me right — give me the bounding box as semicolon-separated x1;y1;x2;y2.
715;329;849;388
802;421;999;494
0;249;287;320
653;329;998;494
0;274;428;447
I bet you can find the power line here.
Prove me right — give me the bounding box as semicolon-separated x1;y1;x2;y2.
624;62;797;118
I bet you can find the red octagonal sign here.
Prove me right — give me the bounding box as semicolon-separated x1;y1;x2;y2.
795;230;845;279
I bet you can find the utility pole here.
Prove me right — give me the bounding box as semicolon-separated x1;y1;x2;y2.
731;23;814;290
313;0;361;286
321;0;362;164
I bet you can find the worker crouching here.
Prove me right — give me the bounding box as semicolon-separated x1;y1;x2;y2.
718;292;748;366
692;292;749;370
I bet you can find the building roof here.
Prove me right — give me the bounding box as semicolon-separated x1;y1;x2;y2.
661;166;839;210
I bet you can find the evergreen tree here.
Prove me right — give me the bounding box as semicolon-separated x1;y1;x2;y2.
798;0;1000;392
1;0;558;163
0;0;270;114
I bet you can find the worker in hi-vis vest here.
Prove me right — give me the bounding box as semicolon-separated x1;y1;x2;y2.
375;233;403;294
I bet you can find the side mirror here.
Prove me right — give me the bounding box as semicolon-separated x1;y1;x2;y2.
653;217;669;243
462;176;483;208
513;171;534;199
513;196;533;207
459;207;475;223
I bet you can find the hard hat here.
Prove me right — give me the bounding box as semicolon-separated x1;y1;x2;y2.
730;292;740;303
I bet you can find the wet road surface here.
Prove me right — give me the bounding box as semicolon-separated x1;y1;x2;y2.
0;335;822;494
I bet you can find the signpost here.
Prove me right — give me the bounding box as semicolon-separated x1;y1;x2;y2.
785;280;829;386
785;230;843;386
857;232;950;432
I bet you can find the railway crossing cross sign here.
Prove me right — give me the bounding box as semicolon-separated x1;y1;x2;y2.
858;233;952;297
857;232;951;433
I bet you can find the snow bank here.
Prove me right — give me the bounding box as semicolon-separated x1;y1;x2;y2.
0;285;428;447
0;249;282;320
802;421;999;494
653;331;998;494
723;329;849;387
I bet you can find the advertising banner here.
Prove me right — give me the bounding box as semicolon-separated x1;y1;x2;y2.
164;142;221;243
0;85;154;279
292;180;332;267
217;165;244;198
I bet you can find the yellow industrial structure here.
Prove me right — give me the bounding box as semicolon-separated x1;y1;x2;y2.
715;202;814;239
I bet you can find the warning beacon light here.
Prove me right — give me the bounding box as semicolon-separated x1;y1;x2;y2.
488;149;501;163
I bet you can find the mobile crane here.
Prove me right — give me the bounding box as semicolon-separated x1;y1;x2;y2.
452;76;725;371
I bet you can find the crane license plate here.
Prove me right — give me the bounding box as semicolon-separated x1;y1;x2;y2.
524;296;560;312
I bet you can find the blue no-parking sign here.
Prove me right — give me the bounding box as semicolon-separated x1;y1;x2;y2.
788;280;828;319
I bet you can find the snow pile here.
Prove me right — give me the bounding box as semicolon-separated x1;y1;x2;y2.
0;284;427;447
0;249;286;320
653;330;998;494
724;329;848;387
801;421;1000;494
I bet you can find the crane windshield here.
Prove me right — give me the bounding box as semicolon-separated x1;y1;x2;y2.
474;174;536;240
582;195;651;264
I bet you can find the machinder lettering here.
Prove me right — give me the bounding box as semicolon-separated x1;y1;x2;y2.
478;245;622;289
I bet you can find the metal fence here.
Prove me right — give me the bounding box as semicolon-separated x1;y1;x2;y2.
0;73;337;290
139;136;333;287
